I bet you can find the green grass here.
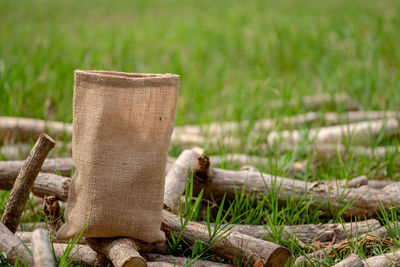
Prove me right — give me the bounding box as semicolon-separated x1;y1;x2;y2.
1;0;400;266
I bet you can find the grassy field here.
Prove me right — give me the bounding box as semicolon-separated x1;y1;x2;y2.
1;0;400;266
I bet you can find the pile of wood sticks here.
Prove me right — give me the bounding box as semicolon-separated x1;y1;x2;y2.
0;93;399;266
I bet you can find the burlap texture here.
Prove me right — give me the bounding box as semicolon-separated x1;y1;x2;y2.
57;70;179;243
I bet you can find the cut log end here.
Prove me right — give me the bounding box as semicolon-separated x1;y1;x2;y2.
266;247;291;267
123;259;147;267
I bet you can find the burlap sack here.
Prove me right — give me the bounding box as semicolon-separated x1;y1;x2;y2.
57;70;179;243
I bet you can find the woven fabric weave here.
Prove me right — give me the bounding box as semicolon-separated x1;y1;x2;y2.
57;70;179;242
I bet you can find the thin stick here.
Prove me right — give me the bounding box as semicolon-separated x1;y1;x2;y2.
0;116;72;142
32;228;55;267
33;173;71;201
0;157;74;190
204;219;380;244
164;147;204;211
192;162;400;218
86;238;146;267
1;133;55;233
161;210;291;267
174;110;395;138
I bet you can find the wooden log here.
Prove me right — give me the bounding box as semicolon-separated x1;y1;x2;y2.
174;110;395;138
0;116;72;142
332;254;363;267
2;133;55;233
0;157;74;190
192;165;400;218
32;228;55;267
86;238;146;267
0;222;34;266
266;118;399;145
175;118;400;150
32;173;71;201
164;147;204;211
143;254;232;267
312;143;400;160
363;249;400;266
205;219;380;244
161;210;291;267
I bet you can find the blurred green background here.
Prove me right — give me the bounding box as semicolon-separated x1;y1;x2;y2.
1;0;399;125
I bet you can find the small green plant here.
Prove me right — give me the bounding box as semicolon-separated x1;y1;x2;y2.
167;170;203;254
52;218;89;266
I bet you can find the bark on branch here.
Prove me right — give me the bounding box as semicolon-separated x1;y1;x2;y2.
161;210;291;267
332;254;363;267
173;110;394;139
164;147;204;211
207;219;381;244
0;116;72;142
1;133;55;233
0;157;73;190
193;165;400;218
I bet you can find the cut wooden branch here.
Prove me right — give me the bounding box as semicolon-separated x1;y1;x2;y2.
363;249;400;266
1;133;55;234
32;228;55;267
0;116;72;142
32;173;71;201
86;238;146;267
266;118;399;145
161;209;291;267
332;254;363;267
206;219;380;244
174;118;399;150
0;157;73;190
143;254;232;267
173;110;395;139
311;143;400;160
192;164;400;218
164;147;204;211
0;222;34;266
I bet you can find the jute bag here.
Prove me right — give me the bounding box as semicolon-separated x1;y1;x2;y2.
57;70;179;243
